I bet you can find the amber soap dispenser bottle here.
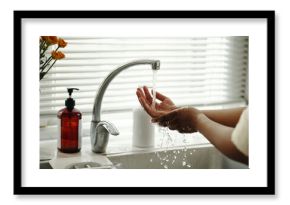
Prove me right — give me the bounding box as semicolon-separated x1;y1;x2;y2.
57;88;82;153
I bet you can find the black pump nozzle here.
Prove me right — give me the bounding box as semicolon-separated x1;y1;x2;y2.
65;88;79;111
67;88;79;97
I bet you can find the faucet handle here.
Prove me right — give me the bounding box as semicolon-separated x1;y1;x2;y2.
90;120;119;153
97;121;119;135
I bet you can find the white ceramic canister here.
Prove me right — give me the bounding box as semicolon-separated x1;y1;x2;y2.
132;106;155;148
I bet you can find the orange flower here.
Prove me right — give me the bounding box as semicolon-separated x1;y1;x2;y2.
43;36;58;45
41;36;49;41
58;38;67;48
51;51;65;60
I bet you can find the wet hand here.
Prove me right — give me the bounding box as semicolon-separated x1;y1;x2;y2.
136;86;177;118
152;107;202;133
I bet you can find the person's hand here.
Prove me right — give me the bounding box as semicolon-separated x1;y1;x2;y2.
136;86;177;118
152;106;203;133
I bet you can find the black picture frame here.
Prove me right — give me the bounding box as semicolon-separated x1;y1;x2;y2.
14;10;275;195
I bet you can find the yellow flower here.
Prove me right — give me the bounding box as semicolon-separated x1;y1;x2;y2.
51;51;65;60
58;38;67;48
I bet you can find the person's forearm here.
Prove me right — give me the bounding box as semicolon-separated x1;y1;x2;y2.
196;113;248;165
201;107;246;127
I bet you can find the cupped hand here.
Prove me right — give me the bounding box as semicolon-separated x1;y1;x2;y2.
136;86;177;118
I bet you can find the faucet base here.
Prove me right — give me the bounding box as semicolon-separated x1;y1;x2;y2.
90;121;119;153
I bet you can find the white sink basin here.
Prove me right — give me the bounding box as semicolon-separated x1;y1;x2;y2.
107;145;247;169
40;144;247;169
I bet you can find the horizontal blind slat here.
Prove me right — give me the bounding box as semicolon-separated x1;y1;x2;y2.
40;70;246;81
40;85;246;102
48;64;247;74
39;80;246;95
41;99;246;116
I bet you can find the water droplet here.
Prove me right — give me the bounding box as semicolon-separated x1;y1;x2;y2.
150;158;153;162
186;164;191;168
156;126;192;168
164;165;168;169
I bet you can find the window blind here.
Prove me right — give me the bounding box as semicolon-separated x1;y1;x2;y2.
40;36;248;127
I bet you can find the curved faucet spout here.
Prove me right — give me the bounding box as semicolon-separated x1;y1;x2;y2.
90;59;160;153
92;60;160;122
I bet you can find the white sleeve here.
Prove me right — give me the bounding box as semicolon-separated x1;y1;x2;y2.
231;108;249;156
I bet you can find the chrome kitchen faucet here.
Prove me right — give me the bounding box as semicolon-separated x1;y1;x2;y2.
90;60;160;153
